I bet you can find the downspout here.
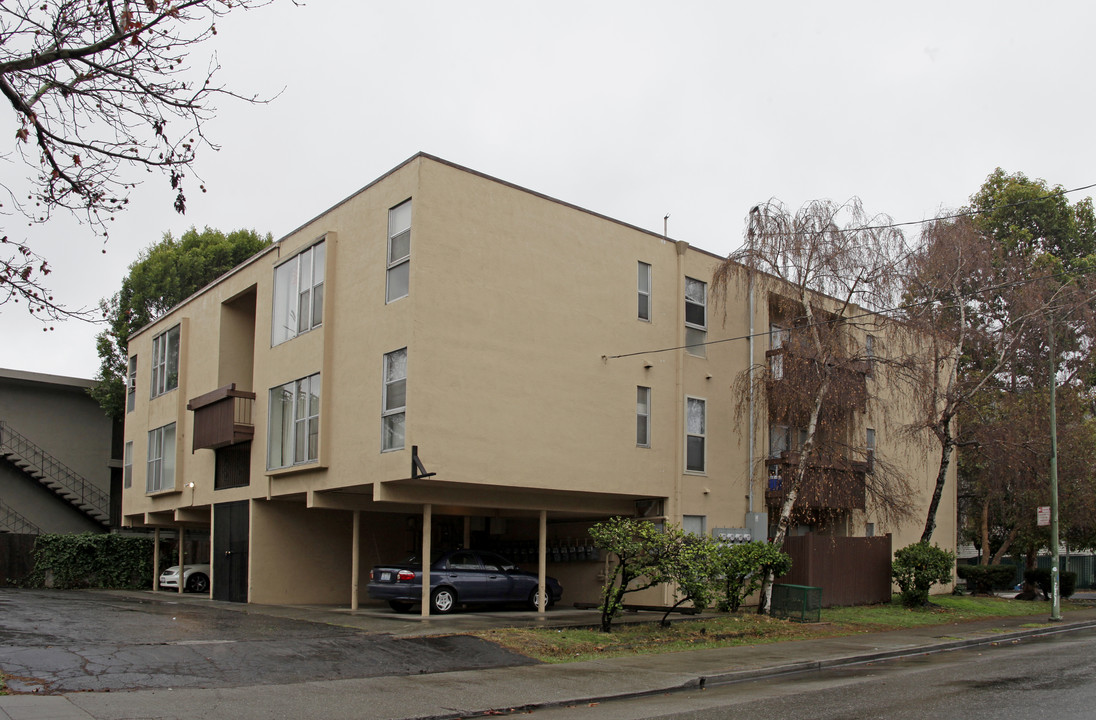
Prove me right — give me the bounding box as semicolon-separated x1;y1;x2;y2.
748;267;755;514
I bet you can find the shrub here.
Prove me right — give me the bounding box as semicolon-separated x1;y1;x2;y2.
710;541;792;613
21;533;155;590
956;564;1016;595
891;542;955;607
590;517;670;632
1024;568;1076;599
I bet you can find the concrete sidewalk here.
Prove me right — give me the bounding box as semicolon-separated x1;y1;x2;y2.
4;603;1096;720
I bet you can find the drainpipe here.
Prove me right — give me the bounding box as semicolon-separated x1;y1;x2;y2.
748;266;756;514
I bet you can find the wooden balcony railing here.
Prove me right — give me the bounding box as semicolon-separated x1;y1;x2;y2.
187;384;256;452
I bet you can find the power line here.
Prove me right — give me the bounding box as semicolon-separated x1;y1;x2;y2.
754;182;1096;237
605;267;1094;360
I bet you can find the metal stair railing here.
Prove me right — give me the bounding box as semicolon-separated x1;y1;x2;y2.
0;420;110;525
0;498;42;535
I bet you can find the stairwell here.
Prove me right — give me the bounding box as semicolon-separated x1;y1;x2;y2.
0;421;111;527
0;498;42;535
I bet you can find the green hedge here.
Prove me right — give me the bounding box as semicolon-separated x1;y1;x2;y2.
956;564;1017;594
1025;568;1076;599
21;533;155;590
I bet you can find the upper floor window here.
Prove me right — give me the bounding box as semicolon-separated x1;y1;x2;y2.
272;240;325;346
126;356;137;412
147;423;176;493
150;325;179;397
866;427;876;462
636;386;651;447
685;277;706;357
686;397;706;473
387;200;412;303
382;348;407;451
865;334;876;376
637;262;651;321
267;373;321;469
123;441;133;489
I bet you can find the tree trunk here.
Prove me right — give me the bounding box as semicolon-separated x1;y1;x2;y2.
920;425;954;544
758;371;830;614
990;526;1019;565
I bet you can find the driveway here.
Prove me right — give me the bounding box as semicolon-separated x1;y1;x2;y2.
0;589;536;694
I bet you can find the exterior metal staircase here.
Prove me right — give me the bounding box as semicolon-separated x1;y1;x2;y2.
0;498;42;535
0;420;110;527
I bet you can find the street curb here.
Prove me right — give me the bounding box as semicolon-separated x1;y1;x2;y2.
419;617;1096;720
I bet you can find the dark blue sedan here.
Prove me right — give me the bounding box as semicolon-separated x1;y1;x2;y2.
368;549;563;613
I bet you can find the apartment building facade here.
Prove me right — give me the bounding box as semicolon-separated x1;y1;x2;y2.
121;153;956;607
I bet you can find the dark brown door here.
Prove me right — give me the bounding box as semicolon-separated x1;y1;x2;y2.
213;500;248;602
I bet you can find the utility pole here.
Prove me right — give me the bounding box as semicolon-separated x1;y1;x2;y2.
1049;321;1061;622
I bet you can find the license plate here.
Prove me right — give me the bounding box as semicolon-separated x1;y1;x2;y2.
380;572;391;582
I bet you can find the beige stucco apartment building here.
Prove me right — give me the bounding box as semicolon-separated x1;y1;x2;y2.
121;153;956;608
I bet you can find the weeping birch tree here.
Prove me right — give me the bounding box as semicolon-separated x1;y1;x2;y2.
713;199;916;613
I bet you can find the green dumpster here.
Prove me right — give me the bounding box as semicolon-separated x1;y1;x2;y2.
771;583;822;623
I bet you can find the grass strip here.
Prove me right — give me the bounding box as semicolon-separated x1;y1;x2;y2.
474;596;1086;663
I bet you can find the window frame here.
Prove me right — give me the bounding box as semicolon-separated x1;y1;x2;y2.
865;334;876;376
637;261;651;321
267;373;322;470
382;348;408;451
126;356;137;412
123;441;133;489
271;240;325;346
146;422;176;493
682;515;707;536
685;396;706;473
636;386;651;448
386;200;412;304
684;277;707;357
150;325;179;398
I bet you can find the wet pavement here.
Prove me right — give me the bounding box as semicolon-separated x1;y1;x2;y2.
0;589;535;694
4;588;1096;720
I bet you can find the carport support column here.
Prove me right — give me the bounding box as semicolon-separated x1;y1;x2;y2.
177;526;185;595
152;528;160;592
420;504;432;618
351;510;361;611
538;510;547;614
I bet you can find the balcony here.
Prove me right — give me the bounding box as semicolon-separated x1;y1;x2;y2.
187;384;256;452
764;451;869;511
766;346;869;420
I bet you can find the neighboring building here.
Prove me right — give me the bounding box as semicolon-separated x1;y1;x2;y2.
121;153;957;607
0;368;117;534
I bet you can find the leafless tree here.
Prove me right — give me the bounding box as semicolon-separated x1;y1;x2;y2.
897;216;1096;546
714;198;916;612
0;0;278;320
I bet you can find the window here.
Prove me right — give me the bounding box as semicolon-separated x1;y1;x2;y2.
865;334;876;376
123;441;133;489
126;356;137;412
866;427;876;470
150;325;179;397
685;277;706;357
267;373;321;469
865;522;876;538
272;240;325;345
683;515;706;536
637;261;651;321
685;397;706;472
147;423;176;493
769;324;785;379
769;423;790;457
382;348;407;451
636;386;651;447
387;200;412;303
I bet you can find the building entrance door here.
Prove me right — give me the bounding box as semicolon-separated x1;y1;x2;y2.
213;500;249;602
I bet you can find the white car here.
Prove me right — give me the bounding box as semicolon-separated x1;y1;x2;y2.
159;564;211;593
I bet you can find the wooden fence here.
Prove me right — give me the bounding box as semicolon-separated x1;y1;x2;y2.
0;533;36;586
777;534;892;607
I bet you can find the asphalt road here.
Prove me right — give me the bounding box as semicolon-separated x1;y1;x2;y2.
0;588;534;693
527;626;1096;719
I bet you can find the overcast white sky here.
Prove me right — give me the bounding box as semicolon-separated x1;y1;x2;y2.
3;0;1095;380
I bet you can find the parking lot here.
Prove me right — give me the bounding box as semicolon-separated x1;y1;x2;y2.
0;588;542;694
